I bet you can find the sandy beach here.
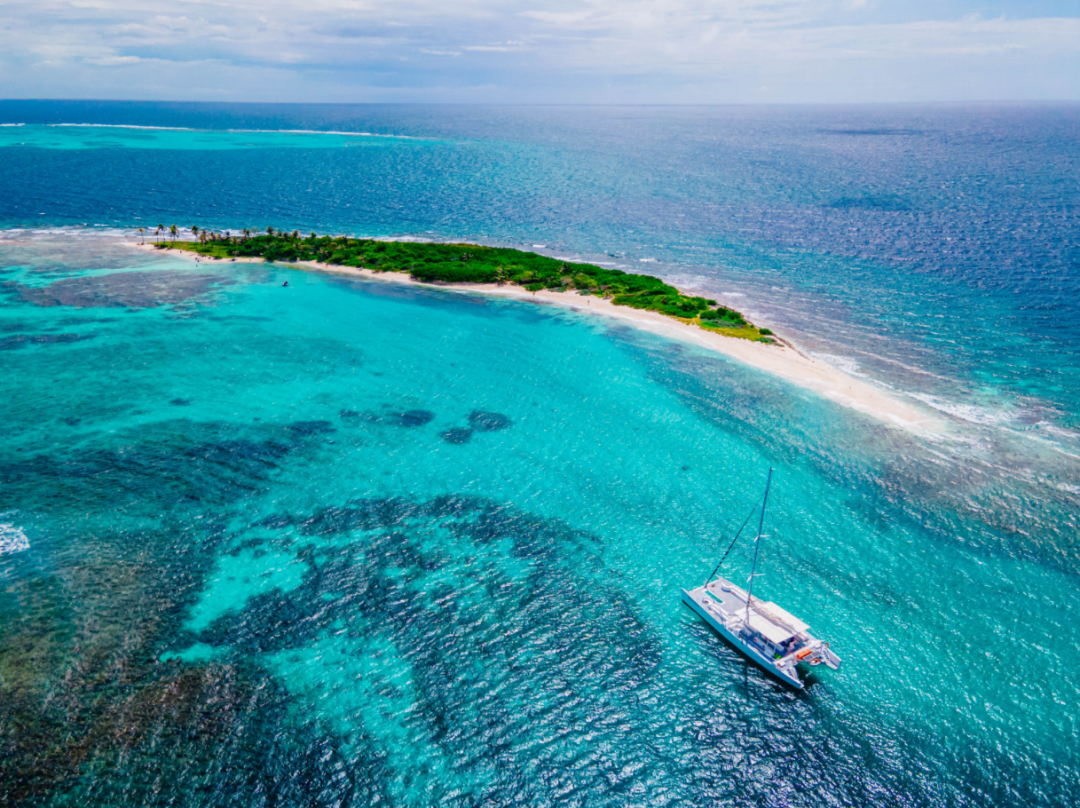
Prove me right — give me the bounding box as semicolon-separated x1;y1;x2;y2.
144;244;940;433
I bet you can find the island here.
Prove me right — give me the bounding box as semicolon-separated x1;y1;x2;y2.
160;228;776;343
141;226;940;430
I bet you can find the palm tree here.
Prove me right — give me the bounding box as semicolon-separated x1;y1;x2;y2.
266;226;274;236
191;225;199;241
155;224;164;244
137;227;145;244
169;224;178;242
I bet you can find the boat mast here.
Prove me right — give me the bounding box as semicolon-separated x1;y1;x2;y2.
744;467;773;623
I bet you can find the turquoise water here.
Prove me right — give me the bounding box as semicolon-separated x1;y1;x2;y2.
0;123;435;150
2;104;1077;442
1;103;1079;806
2;235;1077;806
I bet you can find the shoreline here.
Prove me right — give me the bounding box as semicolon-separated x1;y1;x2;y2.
140;243;941;433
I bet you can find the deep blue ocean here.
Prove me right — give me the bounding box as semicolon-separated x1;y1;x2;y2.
1;101;1078;807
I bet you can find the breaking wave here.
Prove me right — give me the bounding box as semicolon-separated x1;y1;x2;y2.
905;392;1016;426
49;123;199;131
0;522;29;555
813;352;863;376
43;123;420;139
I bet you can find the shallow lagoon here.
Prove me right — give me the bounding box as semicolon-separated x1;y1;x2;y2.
1;236;1077;806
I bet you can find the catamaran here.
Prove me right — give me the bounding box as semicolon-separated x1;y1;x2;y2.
682;468;841;689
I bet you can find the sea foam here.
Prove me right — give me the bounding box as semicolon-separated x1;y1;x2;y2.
0;523;29;555
906;393;1015;426
48;123;200;131
42;123;419;139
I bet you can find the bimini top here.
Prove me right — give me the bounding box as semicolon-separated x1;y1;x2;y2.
759;601;810;633
746;611;796;644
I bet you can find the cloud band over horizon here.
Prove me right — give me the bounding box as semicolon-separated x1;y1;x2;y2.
2;0;1079;103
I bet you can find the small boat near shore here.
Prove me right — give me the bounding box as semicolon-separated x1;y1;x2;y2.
682;468;841;689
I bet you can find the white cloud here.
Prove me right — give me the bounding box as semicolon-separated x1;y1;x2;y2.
0;1;1076;101
82;55;144;66
463;45;527;52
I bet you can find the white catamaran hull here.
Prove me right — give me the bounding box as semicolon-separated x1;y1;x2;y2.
681;588;805;689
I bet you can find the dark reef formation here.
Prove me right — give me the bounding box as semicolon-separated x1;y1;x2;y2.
390;409;435;427
0;332;94;350
6;270;230;309
0;404;658;806
440;427;472;444
468;410;512;432
339;409;434;428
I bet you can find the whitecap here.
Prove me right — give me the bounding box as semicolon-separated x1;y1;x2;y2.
906;393;1015;426
372;235;434;243
49;123;199;131
43;123;422;140
0;523;29;555
1037;422;1080;440
19;225;139;240
813;352;862;376
849;350;956;381
0;123;25;127
1018;432;1080;461
227;128;421;140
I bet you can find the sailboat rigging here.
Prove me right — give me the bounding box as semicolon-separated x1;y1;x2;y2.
681;468;841;689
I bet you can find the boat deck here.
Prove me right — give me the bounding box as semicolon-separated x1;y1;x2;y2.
681;470;840;688
700;579;747;614
683;575;840;687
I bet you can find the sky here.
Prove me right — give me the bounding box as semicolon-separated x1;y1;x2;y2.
2;0;1079;103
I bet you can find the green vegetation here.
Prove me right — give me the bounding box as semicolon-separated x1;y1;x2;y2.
699;306;747;326
165;230;776;343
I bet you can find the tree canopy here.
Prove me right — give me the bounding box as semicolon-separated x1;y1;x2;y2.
167;231;774;342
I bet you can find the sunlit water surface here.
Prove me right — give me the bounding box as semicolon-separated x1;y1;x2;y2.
1;103;1078;807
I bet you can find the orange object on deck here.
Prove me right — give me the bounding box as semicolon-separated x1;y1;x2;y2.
795;647;814;661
